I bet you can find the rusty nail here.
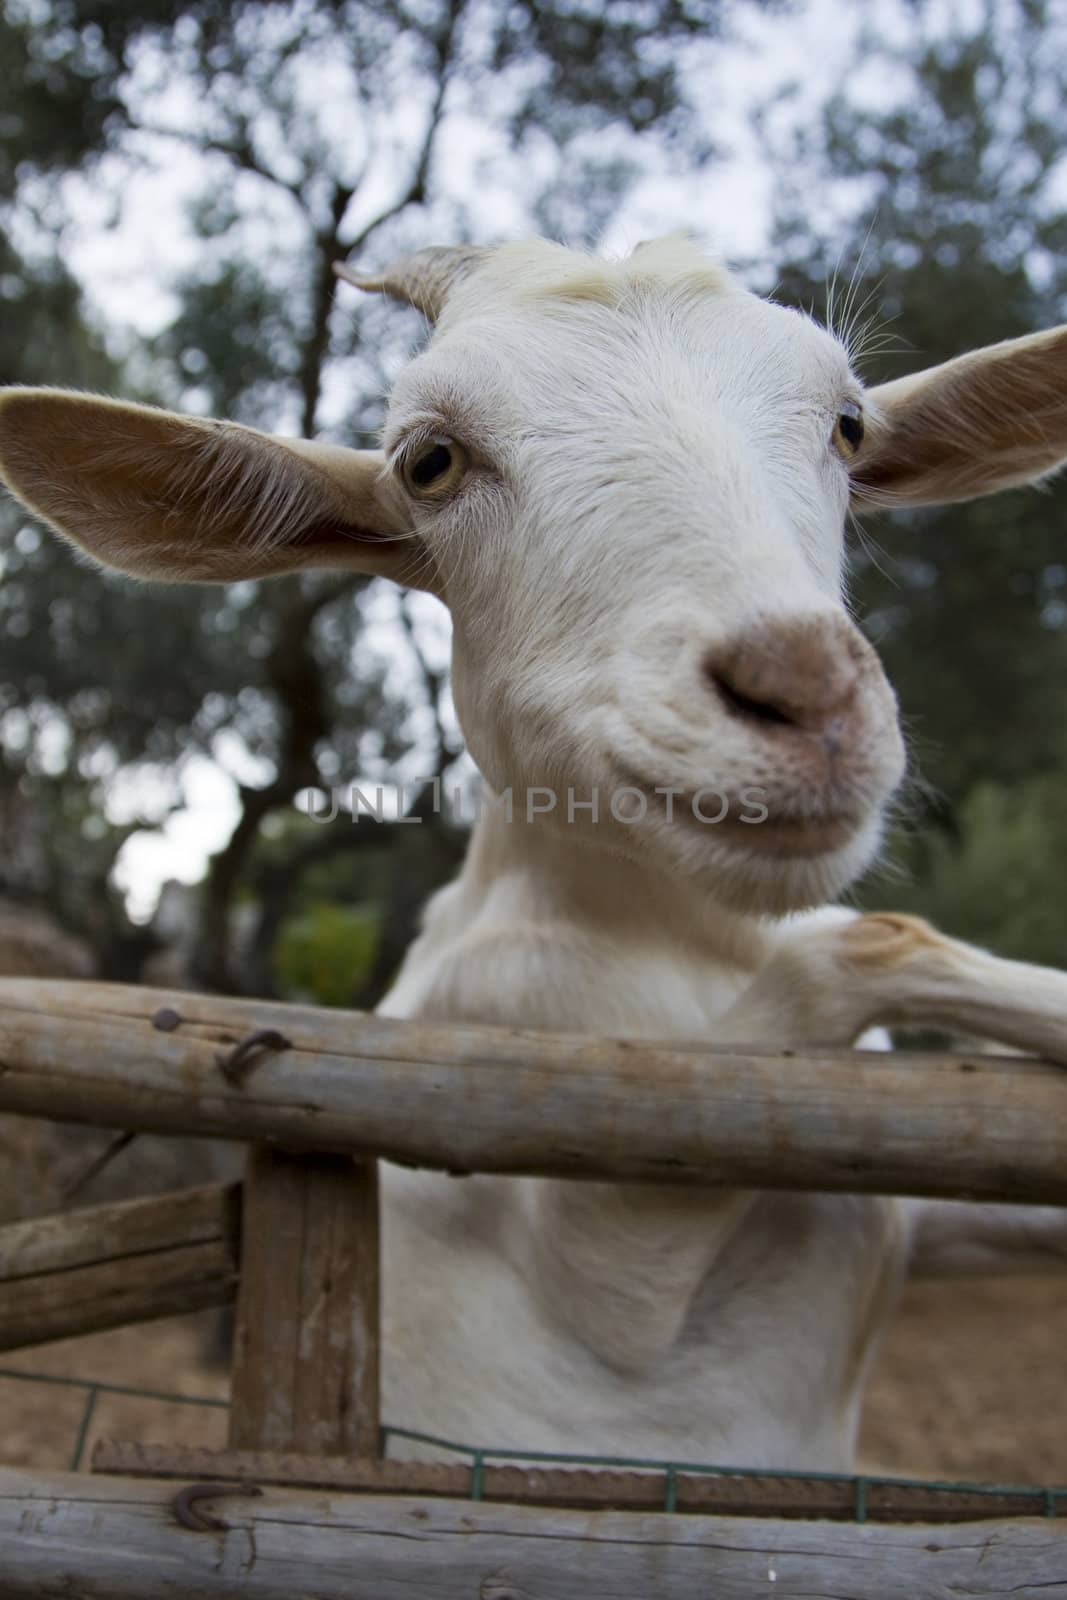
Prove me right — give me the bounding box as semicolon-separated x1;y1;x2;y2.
172;1481;263;1532
216;1027;292;1086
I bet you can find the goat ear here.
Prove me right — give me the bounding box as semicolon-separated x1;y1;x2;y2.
335;245;490;321
852;325;1067;508
0;388;438;591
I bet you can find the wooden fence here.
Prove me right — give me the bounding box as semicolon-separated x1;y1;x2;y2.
0;975;1065;1598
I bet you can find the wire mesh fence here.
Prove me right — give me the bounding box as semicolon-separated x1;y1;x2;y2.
2;1365;1065;1522
0;1366;229;1471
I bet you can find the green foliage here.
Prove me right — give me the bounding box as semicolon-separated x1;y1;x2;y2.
275;900;380;1004
490;0;737;142
866;780;1067;970
160;259;303;424
0;235;116;390
0;4;121;195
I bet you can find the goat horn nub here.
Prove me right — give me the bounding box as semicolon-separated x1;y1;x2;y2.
333;245;490;321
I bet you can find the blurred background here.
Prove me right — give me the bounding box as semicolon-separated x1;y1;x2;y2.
1;0;1066;1482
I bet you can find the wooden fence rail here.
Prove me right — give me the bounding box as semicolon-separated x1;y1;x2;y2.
1;977;1065;1202
2;1468;1065;1600
0;1182;239;1352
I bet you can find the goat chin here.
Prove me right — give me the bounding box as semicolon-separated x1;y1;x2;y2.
613;808;888;918
703;825;885;916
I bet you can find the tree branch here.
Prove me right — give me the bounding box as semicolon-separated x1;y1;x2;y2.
239;583;463;998
338;0;468;255
300;181;356;438
191;580;356;992
130;120;305;203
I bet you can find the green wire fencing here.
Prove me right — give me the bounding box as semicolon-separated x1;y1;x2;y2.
0;1366;229;1473
2;1365;1065;1523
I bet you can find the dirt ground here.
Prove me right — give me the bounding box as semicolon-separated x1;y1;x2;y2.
860;1275;1067;1483
3;1278;1064;1484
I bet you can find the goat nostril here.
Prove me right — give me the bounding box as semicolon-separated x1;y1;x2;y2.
703;629;861;737
712;674;795;728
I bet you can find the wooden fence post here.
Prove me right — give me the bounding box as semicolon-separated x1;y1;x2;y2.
228;1148;380;1457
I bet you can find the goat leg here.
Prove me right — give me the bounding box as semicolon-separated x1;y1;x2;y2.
717;911;1067;1277
715;911;1067;1061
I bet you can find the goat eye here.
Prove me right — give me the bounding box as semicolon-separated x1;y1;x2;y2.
401;436;467;498
832;403;864;459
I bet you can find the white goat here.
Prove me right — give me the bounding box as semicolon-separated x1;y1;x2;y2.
3;235;1067;1472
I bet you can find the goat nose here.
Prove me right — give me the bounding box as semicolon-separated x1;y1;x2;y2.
703;618;861;738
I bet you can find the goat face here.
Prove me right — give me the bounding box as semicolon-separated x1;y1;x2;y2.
382;239;905;913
